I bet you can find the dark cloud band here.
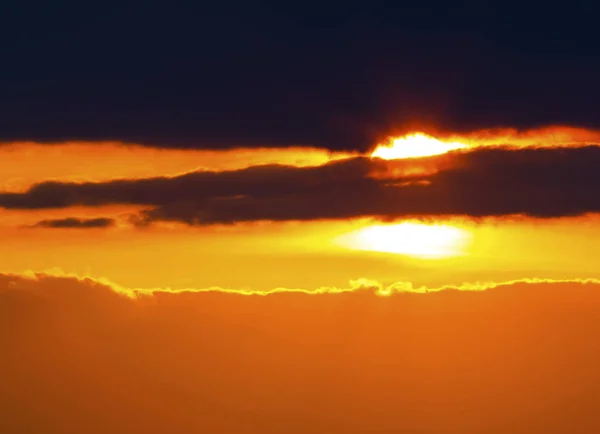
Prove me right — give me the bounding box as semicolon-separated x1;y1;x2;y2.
3;146;600;225
29;217;115;229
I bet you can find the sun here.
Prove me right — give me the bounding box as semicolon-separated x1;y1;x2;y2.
371;132;468;160
336;222;472;259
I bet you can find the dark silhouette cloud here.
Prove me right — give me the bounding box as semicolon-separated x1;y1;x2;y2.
2;272;600;433
2;146;600;224
29;217;115;229
0;156;377;209
2;4;600;151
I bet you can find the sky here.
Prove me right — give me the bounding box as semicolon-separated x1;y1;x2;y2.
3;2;600;433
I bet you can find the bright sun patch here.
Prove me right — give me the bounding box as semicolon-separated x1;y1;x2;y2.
371;132;468;160
337;222;472;259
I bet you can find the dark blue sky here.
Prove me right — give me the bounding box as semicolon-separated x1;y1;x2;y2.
2;1;599;151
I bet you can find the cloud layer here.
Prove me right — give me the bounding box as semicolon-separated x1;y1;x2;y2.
3;146;600;226
2;13;600;153
2;272;600;434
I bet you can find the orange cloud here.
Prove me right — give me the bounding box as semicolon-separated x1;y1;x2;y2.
372;126;600;160
450;125;600;148
8;269;600;298
2;272;600;434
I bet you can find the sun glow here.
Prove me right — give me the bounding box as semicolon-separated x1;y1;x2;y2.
371;133;468;160
337;222;472;258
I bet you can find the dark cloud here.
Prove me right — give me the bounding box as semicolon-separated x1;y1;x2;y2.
2;146;600;224
2;273;600;433
2;4;600;151
29;217;115;229
0;156;377;209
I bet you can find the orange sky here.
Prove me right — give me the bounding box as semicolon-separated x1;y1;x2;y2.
3;127;600;433
0;142;355;192
2;126;600;291
6;3;600;431
1;125;596;192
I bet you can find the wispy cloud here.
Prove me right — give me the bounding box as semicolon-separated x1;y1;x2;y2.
6;269;600;298
28;217;115;229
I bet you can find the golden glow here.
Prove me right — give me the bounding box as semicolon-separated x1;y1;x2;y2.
0;142;355;191
336;221;472;258
7;268;600;298
3;216;600;290
370;126;600;162
3;131;600;291
447;125;600;148
371;133;468;160
3;126;599;192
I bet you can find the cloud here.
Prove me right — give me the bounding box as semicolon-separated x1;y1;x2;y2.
4;268;600;297
28;217;115;229
2;4;600;159
1;34;600;154
2;271;600;433
0;156;377;209
2;146;600;224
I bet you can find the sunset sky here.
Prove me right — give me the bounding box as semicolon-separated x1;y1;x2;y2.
3;3;600;434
